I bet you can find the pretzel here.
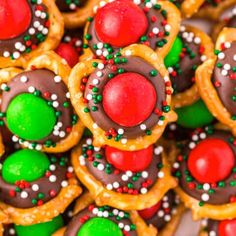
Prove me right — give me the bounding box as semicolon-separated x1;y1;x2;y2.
195;0;236;21
171;126;236;220
179;0;205;18
158;204;185;236
211;1;236;40
171;25;214;108
58;0;100;28
0;183;81;225
0;0;64;69
196;28;236;136
53;193;157;236
69;44;177;151
81;0;181;61
71;139;177;211
0;51;84;153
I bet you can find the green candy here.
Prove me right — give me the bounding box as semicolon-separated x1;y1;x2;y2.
77;218;123;236
6;93;56;141
15;215;63;236
164;36;183;68
2;149;50;184
176;99;214;128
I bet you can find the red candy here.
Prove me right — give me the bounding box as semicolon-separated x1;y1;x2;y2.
188;138;235;183
55;43;79;67
94;0;148;47
102;72;157;127
105;145;153;172
0;0;32;40
219;219;236;236
138;201;162;220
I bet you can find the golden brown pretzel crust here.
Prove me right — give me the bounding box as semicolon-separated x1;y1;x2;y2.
181;0;205;18
0;0;64;69
0;51;84;153
194;0;236;21
158;204;185;236
176;186;236;220
81;0;181;61
71;141;177;211
53;193;157;236
70;44;177;151
172;24;214;109
62;0;100;28
0;183;82;225
196;28;236;136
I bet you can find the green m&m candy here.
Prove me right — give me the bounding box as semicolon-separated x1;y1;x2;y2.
78;217;123;236
175;99;214;129
2;149;50;184
15;215;64;236
6;93;56;141
164;36;183;68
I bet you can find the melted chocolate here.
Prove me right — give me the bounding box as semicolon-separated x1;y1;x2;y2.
86;2;168;56
212;42;236;116
64;205;137;236
175;130;236;205
1;69;75;145
81;138;163;193
168;28;202;94
3;224;16;236
144;191;177;231
84;56;166;138
227;16;236;28
0;155;68;208
0;1;49;59
56;0;81;12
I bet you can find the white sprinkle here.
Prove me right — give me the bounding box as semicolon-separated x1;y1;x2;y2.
173;162;180;169
200;132;206;139
86;94;93;100
98;63;105;69
53;101;59;108
3;51;10;57
28;86;35;93
113;209;119;215
224;63;231;70
20;76;28;83
97;42;103;49
133;0;141;4
164;215;171;222
61;180;68;187
140;124;146;130
86;138;92;145
142;171;148;178
218;52;225;59
103;211;109;217
21;191;28;199
209;231;216;236
189;142;196;149
92;208;98;215
49;164;56;171
141;188;147;194
13;52;20;59
118;212;124;218
54;76;62;83
124;225;131;231
49;175;57;182
96;71;103;77
165;24;171;31
126;171;132;177
29;28;36;35
158;171;164;178
106;184;113;190
152;27;159;34
59;131;66;138
93;79;99;85
32;184;39;191
194;37;201;44
113;182;119;188
97;163;105;171
201;193;210;201
203;183;210;191
51;94;57;100
118;223;124;229
118;128;124;135
15;42;22;50
122;174;128;181
158;210;164;217
33;21;40;28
